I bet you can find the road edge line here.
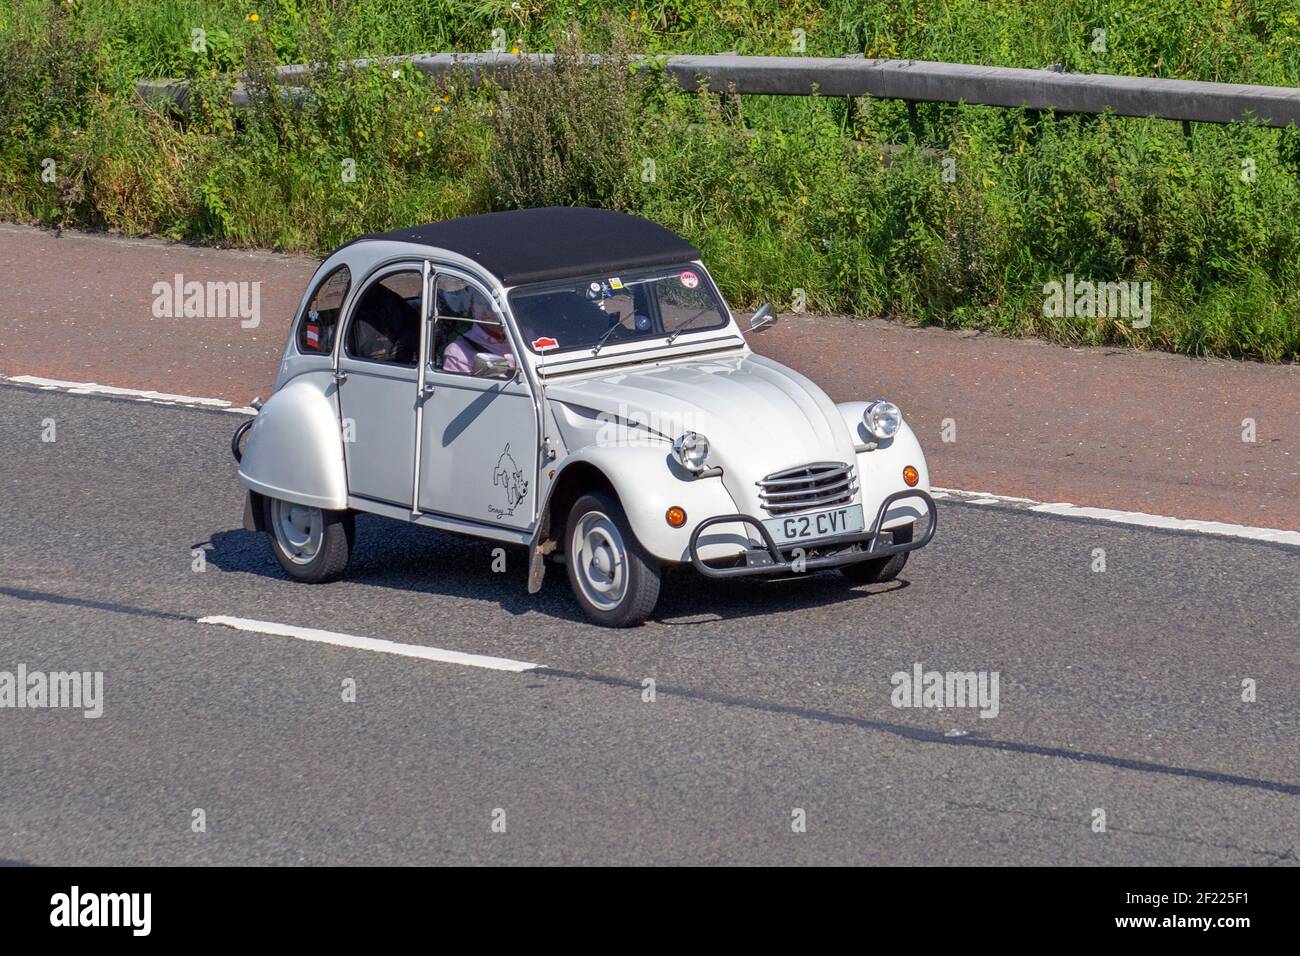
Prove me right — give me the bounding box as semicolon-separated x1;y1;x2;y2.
3;374;257;414
932;487;1300;544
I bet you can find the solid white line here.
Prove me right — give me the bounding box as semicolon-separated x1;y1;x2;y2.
5;374;1296;544
932;487;1040;504
197;615;543;672
1025;502;1300;545
933;486;1300;545
3;374;257;415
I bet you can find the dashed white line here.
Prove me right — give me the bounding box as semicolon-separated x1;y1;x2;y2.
197;615;543;672
6;373;1298;545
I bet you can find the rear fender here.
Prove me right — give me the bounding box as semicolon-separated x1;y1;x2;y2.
238;371;348;510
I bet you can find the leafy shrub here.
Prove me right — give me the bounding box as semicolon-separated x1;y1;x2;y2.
487;24;650;212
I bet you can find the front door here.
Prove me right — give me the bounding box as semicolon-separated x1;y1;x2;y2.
336;264;425;508
417;269;538;530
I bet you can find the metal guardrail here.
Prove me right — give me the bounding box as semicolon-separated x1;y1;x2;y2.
136;51;1300;128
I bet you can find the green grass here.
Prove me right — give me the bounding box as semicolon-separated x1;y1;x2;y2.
1;1;1298;361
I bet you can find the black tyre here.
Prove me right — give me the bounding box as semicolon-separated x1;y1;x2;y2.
565;492;661;627
841;522;912;585
263;496;354;583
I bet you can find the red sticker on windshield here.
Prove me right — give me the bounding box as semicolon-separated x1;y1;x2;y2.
532;336;559;351
679;270;699;289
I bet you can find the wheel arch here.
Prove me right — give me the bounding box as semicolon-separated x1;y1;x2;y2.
535;445;744;566
540;459;617;555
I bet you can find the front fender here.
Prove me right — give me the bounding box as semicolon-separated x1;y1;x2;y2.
238;371;348;510
837;402;931;531
556;444;749;563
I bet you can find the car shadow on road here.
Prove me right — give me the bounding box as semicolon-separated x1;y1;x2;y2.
653;564;901;627
204;513;898;627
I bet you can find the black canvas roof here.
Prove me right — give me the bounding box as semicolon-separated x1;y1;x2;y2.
354;207;701;286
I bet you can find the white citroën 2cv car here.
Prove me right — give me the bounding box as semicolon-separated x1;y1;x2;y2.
233;207;935;626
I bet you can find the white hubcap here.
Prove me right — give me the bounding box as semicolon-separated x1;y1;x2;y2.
272;499;324;565
572;511;628;611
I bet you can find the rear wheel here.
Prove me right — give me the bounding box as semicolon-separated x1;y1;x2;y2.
264;496;354;583
565;492;661;627
841;522;912;585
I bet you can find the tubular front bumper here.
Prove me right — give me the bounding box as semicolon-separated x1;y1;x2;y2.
687;489;937;579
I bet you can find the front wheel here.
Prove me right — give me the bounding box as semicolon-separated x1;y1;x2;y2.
264;496;354;583
841;523;912;585
565;492;661;627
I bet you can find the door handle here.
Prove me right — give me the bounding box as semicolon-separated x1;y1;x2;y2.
421;382;435;398
333;370;348;385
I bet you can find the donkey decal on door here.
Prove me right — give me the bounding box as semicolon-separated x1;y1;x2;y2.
490;443;529;518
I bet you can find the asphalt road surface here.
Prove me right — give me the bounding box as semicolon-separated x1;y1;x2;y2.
1;381;1296;865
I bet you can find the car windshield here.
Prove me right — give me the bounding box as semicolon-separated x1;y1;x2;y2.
508;264;731;356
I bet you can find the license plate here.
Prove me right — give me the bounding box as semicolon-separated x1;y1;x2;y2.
763;504;865;546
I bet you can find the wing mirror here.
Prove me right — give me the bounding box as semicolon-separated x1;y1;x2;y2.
748;303;776;333
474;353;515;379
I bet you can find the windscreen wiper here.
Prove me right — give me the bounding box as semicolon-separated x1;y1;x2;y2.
590;318;624;355
665;308;710;344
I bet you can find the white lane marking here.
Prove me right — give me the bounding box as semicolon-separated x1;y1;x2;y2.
933;486;1300;545
3;374;258;415
1025;502;1300;545
197;615;543;672
6;374;1297;544
934;488;1040;504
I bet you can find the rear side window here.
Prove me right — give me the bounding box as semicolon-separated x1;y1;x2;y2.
297;266;351;354
345;270;423;366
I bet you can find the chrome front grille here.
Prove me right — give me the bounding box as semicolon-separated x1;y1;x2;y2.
756;461;856;516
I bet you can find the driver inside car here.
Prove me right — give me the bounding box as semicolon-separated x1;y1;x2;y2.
441;285;516;375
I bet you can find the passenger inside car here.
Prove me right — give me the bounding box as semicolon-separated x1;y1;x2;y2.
437;280;516;375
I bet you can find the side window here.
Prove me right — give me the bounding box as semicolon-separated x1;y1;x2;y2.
345;269;423;366
432;275;516;378
296;265;350;354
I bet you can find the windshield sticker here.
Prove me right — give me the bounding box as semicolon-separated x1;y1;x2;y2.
679;270;699;289
532;336;559;351
608;277;624;290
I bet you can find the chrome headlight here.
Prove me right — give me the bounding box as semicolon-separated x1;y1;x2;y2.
672;431;710;473
864;401;902;440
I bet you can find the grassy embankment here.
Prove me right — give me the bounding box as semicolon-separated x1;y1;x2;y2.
2;1;1298;360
